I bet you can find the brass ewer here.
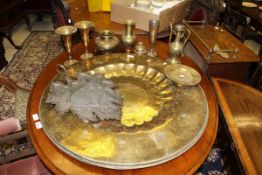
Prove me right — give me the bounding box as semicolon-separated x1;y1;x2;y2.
121;20;136;53
167;23;190;64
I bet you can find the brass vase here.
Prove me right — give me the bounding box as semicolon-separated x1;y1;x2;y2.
121;20;136;53
95;30;120;54
147;19;160;58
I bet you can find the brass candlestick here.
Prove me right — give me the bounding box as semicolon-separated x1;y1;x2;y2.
147;19;159;58
74;21;94;60
55;25;77;67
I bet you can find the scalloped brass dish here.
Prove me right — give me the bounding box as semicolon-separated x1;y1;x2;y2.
39;53;208;170
88;63;175;128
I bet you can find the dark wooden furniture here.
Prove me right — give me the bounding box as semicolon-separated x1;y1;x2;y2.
187;24;259;82
0;0;27;55
23;0;54;30
224;0;262;32
50;0;72;28
189;0;225;24
0;35;8;70
212;78;262;175
0;0;26;35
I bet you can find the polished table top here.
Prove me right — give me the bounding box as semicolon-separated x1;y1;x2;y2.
27;34;218;174
68;0;146;35
212;78;262;175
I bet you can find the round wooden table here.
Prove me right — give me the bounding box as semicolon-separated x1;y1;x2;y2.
27;35;218;174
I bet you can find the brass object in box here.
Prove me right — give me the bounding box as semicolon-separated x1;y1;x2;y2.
39;53;208;170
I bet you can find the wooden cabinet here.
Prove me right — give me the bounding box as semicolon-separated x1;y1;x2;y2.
23;0;54;30
185;24;259;82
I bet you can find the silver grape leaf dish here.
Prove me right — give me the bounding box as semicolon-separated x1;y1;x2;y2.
46;72;122;123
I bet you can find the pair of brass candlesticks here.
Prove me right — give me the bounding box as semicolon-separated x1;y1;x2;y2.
121;19;160;58
55;21;94;67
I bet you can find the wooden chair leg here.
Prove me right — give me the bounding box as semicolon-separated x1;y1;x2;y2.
24;13;32;31
0;40;8;70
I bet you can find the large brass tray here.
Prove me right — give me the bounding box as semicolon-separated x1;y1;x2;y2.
39;53;208;170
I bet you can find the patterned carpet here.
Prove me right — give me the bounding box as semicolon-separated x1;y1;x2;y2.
0;31;63;123
0;31;229;174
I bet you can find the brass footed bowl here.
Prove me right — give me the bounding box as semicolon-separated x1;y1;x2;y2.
39;53;208;170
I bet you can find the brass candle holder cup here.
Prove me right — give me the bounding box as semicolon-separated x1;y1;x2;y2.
74;21;94;60
55;25;78;67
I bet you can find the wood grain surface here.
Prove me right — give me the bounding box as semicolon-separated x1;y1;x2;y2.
212;78;262;175
189;25;259;64
68;0;146;35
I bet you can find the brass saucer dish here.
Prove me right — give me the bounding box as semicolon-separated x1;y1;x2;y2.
164;64;201;86
39;53;208;170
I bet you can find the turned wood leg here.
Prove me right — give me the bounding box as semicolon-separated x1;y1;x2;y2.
24;13;32;31
0;35;8;69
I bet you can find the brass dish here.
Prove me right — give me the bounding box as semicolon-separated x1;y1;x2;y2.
164;64;201;86
39;53;208;169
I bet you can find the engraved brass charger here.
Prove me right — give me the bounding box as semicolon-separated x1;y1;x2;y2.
39;53;209;170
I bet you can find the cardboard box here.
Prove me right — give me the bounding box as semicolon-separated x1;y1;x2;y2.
111;0;191;32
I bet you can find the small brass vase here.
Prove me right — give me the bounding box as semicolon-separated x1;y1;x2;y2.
121;20;136;53
95;30;119;54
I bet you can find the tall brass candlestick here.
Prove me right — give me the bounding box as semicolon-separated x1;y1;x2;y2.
74;21;94;60
55;25;77;67
147;19;159;58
